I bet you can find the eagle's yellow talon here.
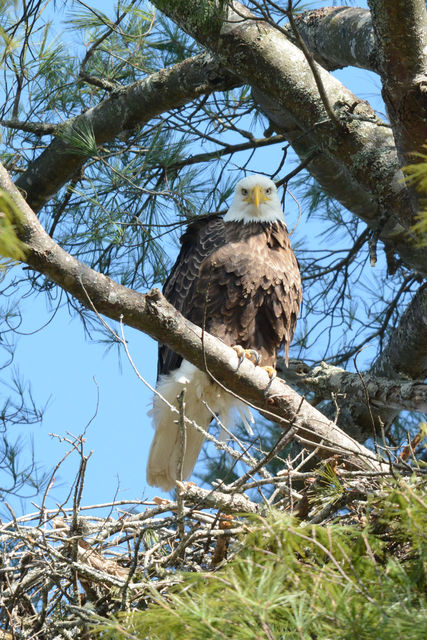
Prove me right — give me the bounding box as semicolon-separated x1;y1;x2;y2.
245;349;261;365
263;365;277;379
232;345;246;363
232;346;261;366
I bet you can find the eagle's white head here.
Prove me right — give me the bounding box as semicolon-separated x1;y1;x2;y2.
224;174;284;224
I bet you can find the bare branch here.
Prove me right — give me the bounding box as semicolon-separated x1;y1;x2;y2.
176;481;261;514
155;133;288;171
286;0;342;130
368;0;427;163
0;119;57;135
283;7;378;72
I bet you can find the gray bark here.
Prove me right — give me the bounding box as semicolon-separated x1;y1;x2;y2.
279;359;427;414
284;7;378;72
371;283;427;381
368;0;427;164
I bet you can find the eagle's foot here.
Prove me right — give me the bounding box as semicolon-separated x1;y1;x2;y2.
232;345;261;366
244;348;262;365
262;365;277;379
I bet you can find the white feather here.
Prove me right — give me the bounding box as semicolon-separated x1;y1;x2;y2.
147;360;252;491
147;175;282;491
224;175;284;224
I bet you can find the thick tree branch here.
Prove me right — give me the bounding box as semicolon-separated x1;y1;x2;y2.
368;0;427;163
0;162;384;472
278;359;427;414
152;0;426;276
15;53;240;213
280;285;427;441
371;282;427;381
283;7;377;72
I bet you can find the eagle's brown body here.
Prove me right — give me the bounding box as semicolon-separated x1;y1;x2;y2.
159;215;302;376
147;176;302;492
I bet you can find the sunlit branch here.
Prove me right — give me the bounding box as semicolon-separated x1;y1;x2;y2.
279;359;427;414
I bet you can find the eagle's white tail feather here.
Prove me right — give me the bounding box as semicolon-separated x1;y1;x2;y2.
238;406;255;436
147;360;250;491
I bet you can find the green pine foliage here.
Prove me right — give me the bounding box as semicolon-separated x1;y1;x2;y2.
57;120;99;157
0;190;26;267
404;152;427;240
98;476;427;640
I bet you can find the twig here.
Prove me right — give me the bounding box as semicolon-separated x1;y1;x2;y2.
230;426;297;490
285;0;342;130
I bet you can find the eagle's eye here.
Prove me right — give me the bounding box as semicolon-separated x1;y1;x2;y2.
241;188;248;196
265;187;272;195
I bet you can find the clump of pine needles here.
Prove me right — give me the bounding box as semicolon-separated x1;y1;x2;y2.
404;151;427;239
0;190;26;267
98;475;427;640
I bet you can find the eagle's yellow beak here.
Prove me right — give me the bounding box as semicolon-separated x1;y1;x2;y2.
251;184;269;209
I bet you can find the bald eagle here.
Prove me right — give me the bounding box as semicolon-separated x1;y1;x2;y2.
147;175;302;491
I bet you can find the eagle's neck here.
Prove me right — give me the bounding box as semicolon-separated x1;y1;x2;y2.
224;207;284;224
224;219;287;232
223;220;290;248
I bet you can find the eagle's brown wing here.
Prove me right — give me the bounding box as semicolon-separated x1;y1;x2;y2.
159;217;302;377
158;214;227;378
190;221;302;367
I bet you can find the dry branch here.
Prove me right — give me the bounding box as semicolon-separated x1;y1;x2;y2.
176;481;261;514
0;431;419;640
368;0;427;164
279;359;427;414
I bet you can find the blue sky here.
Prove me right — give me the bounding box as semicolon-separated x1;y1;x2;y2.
2;0;382;516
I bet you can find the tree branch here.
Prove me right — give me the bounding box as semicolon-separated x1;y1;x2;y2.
368;0;427;163
278;359;427;414
0;161;384;472
154;133;287;171
151;0;425;276
15;52;240;213
371;282;427;381
283;7;378;72
254;88;427;277
0;119;57;135
176;481;261;514
280;284;427;441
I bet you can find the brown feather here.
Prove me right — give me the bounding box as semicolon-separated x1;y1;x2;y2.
158;216;302;373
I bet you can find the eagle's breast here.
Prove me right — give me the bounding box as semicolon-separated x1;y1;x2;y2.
196;220;301;367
